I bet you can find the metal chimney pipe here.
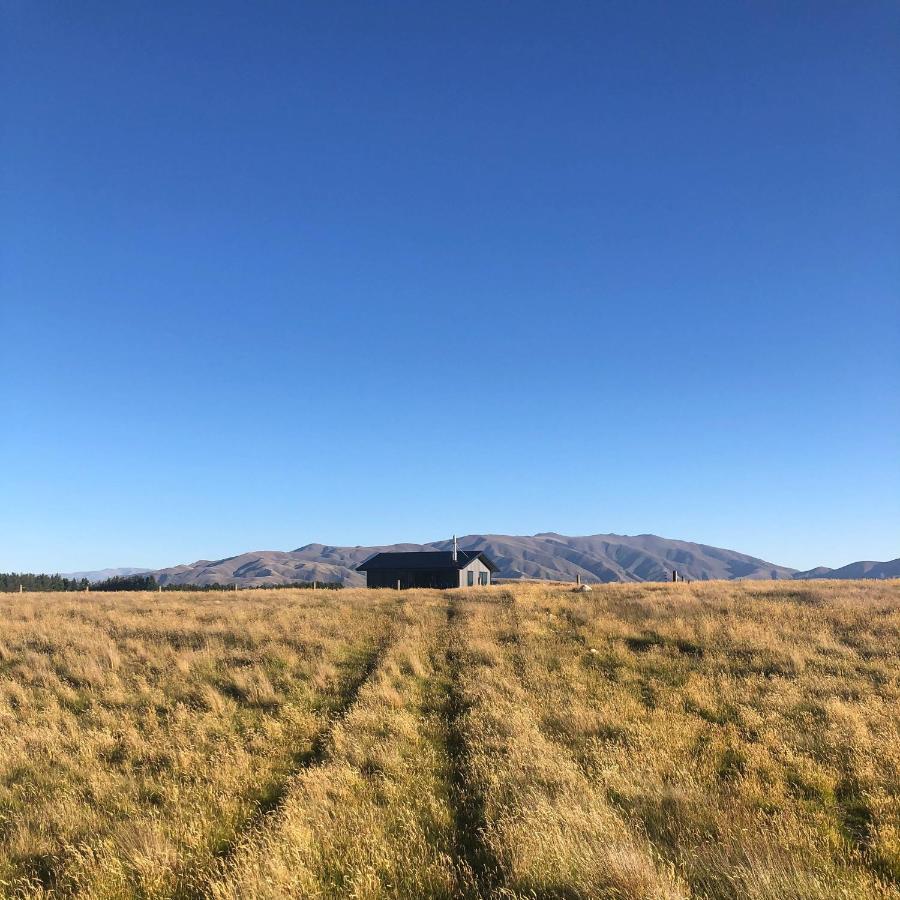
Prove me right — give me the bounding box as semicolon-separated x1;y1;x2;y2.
453;535;458;562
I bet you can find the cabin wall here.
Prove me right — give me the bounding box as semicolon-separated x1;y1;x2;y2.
458;558;491;587
364;568;459;589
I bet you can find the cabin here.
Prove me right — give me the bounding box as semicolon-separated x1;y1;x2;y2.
356;548;498;589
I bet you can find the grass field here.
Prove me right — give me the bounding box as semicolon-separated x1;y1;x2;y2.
0;580;897;899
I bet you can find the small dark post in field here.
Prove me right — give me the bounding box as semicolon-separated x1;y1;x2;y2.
672;569;677;582
576;574;581;586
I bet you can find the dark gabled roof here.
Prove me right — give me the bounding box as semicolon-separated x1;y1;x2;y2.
356;550;498;572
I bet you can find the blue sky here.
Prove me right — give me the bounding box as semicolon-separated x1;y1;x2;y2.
2;1;898;573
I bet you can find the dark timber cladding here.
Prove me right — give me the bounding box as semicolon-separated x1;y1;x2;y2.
356;550;498;589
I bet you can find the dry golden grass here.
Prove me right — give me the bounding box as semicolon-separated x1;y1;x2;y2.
0;580;897;898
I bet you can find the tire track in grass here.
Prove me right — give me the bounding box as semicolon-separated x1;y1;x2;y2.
442;592;506;899
204;593;464;899
454;590;688;899
175;598;404;900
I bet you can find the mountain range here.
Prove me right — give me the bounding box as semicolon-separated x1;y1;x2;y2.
61;567;153;583
136;532;894;588
60;535;897;587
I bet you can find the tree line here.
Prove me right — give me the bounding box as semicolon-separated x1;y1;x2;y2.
0;573;343;592
0;572;90;592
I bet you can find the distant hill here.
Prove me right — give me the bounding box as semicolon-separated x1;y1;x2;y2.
61;567;152;583
151;533;798;588
793;558;900;580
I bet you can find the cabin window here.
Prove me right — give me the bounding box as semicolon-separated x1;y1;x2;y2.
467;571;474;586
478;571;488;585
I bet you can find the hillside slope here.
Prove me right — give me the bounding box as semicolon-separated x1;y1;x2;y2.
794;557;900;580
152;533;797;587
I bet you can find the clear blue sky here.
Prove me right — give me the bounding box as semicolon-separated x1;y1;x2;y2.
2;1;898;573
